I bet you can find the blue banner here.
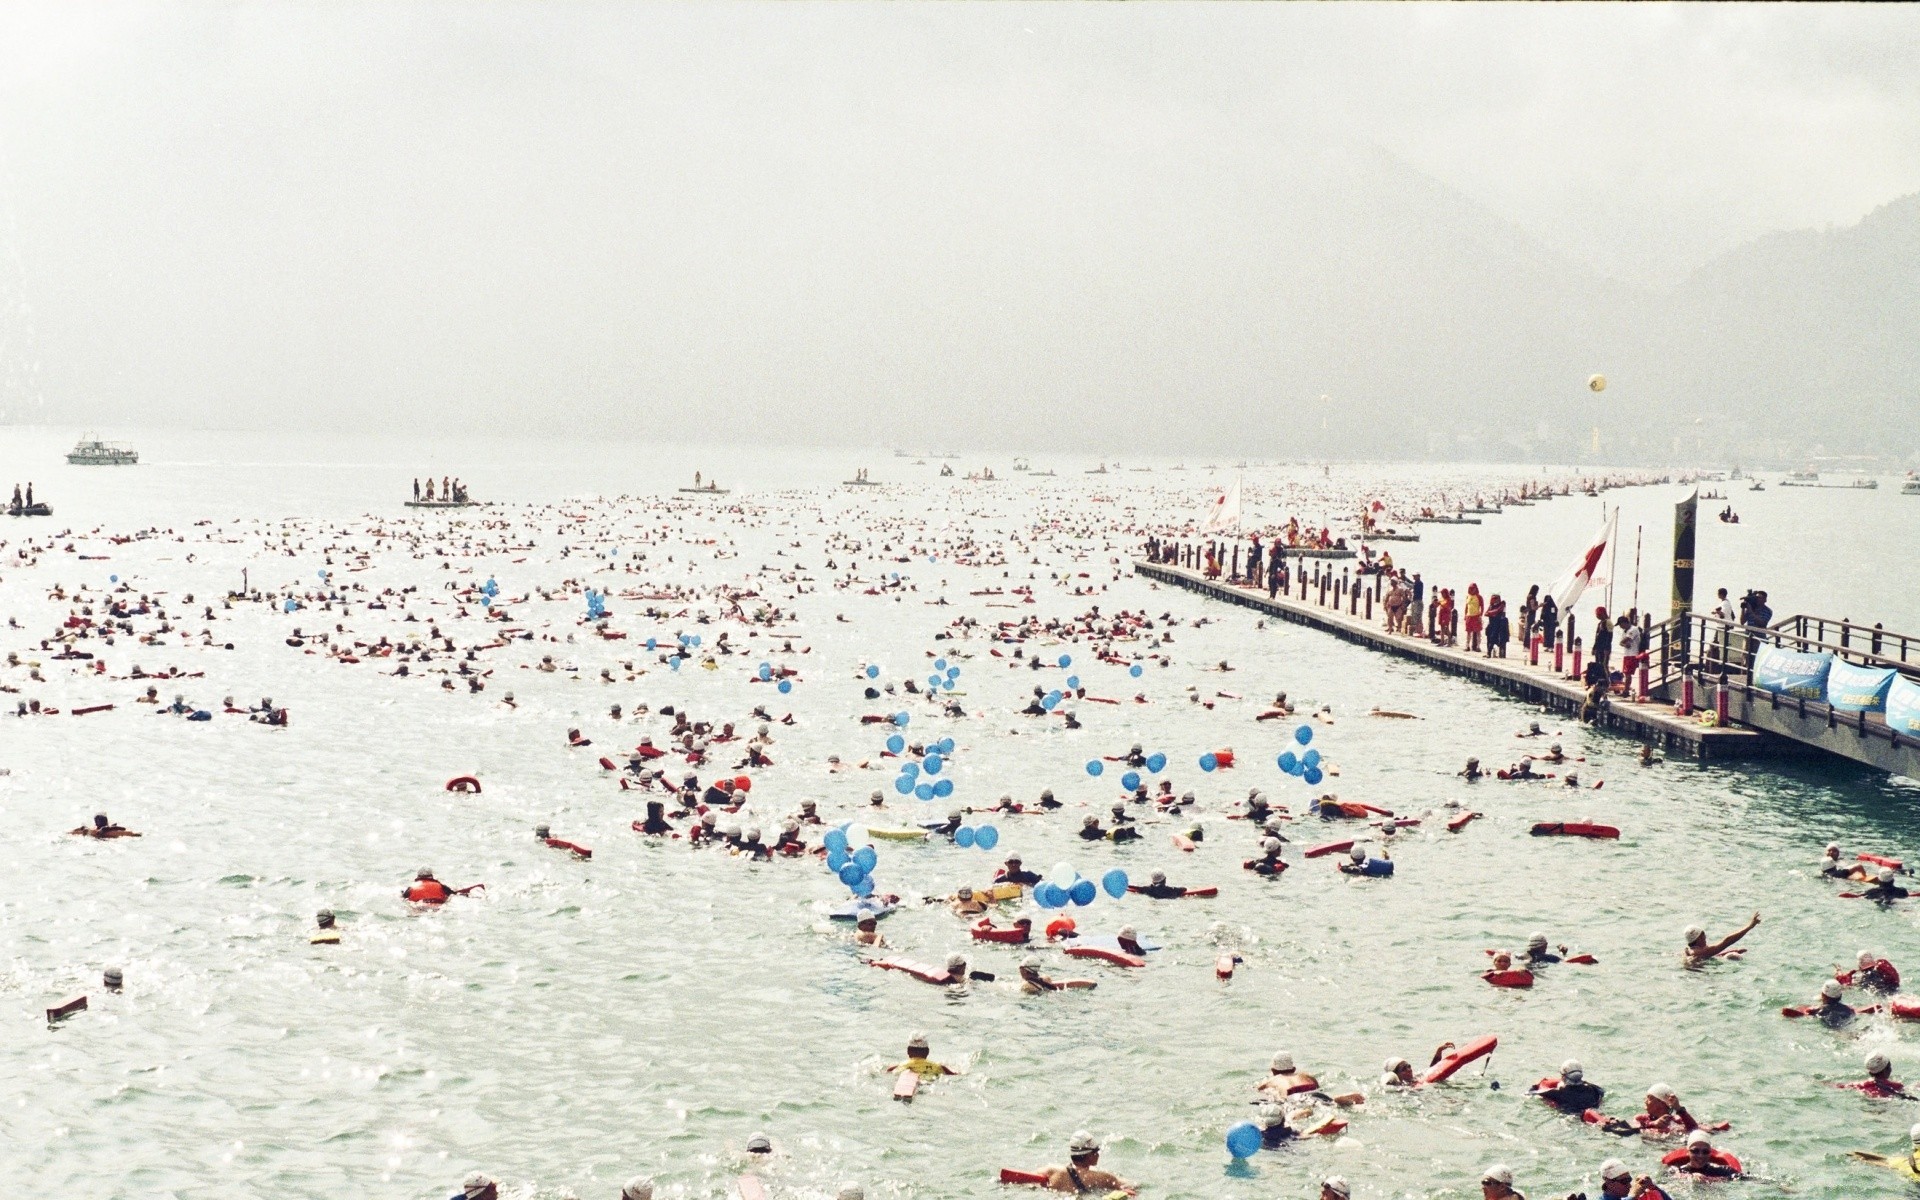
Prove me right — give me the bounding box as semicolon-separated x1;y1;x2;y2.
1753;646;1833;700
1827;660;1897;713
1889;677;1920;736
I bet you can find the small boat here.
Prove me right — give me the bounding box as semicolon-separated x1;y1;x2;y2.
1012;458;1030;472
1084;464;1108;475
404;499;478;509
1028;469;1056;477
7;502;52;517
1902;477;1919;496
679;484;730;495
1786;469;1819;482
843;470;881;487
1362;532;1421;542
1411;514;1481;525
1464;504;1501;515
66;435;138;466
1749;481;1765;491
1281;545;1357;560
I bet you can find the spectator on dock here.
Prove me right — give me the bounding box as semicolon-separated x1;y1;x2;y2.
1539;592;1559;652
1590;606;1614;684
1464;584;1484;652
1485;595;1510;659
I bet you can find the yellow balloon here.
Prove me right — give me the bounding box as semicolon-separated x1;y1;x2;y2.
1588;374;1607;393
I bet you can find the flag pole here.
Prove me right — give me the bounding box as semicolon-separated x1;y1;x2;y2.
1605;504;1618;612
1631;525;1642;613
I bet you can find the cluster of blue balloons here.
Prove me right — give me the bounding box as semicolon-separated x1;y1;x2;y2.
1276;726;1324;785
927;658;962;692
891;736;958;800
1033;866;1129;909
756;662;795;694
822;827;879;897
1087;751;1167;781
482;577;498;597
953;825;1000;851
585;589;606;619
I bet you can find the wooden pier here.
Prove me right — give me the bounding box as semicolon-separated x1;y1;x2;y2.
1136;560;1773;761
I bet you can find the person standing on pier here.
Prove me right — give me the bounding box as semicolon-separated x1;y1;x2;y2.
1540;592;1559;653
1464;584;1485;652
1590;606;1614;685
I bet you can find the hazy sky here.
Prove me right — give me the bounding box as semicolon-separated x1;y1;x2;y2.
1;3;1916;441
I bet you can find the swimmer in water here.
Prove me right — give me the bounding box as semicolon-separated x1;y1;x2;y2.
1682;912;1760;964
1042;1130;1131;1195
1846;1051;1908;1097
1248;837;1287;876
1337;845;1384;876
745;1132;773;1156
455;1172;499;1200
853;911;887;947
1593;1158;1669;1199
620;1178;656;1200
950;886;988;917
1037;788;1061;810
889;1032;960;1078
1478;1163;1523;1198
1319;1178;1353;1200
1541;742;1566;763
1817;843;1862;880
1840;949;1900;992
1521;933;1564;967
1115;925;1147;956
1531;1059;1604;1114
997;856;1042;886
1863;867;1910;901
1078;814;1107;841
1018;956;1094;993
403;867;470;904
1672;1131;1741;1178
1458;758;1483;780
311;909;340;945
1381;1057;1417;1087
1257;1050;1319;1096
1805;978;1857;1025
71;812;140;838
1634;1084;1706;1137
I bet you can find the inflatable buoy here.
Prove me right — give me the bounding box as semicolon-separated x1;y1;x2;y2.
445;776;482;793
598;756;616;771
1421;1034;1497;1084
1045;917;1077;941
1483;969;1535;989
1530;822;1619;839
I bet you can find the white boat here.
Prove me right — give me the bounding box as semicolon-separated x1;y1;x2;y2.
1901;477;1919;496
67;435;138;465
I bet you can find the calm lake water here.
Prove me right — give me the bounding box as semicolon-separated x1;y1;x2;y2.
2;427;1916;1200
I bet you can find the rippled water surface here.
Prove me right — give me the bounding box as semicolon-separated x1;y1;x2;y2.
2;429;1917;1200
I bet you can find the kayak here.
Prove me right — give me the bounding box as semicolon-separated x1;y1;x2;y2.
867;827;929;841
1422;1034;1498;1084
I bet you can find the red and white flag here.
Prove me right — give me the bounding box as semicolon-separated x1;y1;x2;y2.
1200;475;1242;534
1548;510;1617;609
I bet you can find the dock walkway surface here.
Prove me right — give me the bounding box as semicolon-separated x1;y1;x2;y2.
1135;560;1770;761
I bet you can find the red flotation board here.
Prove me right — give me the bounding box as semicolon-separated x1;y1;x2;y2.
1447;811;1482;832
1859;853;1905;872
445;776;482;793
1891;996;1920;1021
1306;839;1355;859
543;837;592;859
1483;969;1535;989
70;704;115;716
46;996;88;1023
1000;1168;1051;1186
1421;1034;1497;1084
1171;833;1196;852
893;1071;919;1102
868;958;958;985
972;920;1031;944
1064;944;1146;968
1531;822;1619;839
1660;1147;1742;1174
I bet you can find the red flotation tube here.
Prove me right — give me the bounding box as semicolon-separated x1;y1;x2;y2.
1421;1034;1497;1083
1531;822;1619;839
1660;1147;1742;1174
1064;944;1146;968
1306;839;1355;859
972;920;1031;944
445;776;482;793
543;838;592;859
598;757;617;771
1859;853;1905;872
1447;811;1482;832
1891;996;1920;1020
999;1169;1050;1186
1483;969;1535;989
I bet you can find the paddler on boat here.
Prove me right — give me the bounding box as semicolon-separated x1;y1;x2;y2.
1041;1130;1131;1195
1257;1050;1319;1096
1531;1060;1605;1114
1682;912;1760;964
889;1032;960;1079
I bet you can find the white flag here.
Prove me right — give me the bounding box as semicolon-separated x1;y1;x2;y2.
1200;475;1242;534
1548;509;1617;609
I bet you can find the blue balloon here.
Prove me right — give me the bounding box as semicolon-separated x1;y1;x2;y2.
851;875;875;897
886;734;905;754
914;783;935;801
1069;879;1097;907
827;848;850;872
691;635;701;647
1086;760;1104;777
854;845;878;872
902;761;920;778
647;638;658;651
758;663;772;679
1129;664;1144;678
1295;725;1313;745
1121;771;1141;792
1146;752;1167;774
1034;882;1066;909
1277;751;1299;773
976;825;999;851
866;664;880;678
933;779;954;798
938;738;955;755
481;597;491;607
1046;690;1062;707
1042;694;1058;711
1066;675;1080;690
1200;753;1218;772
924;755;943;775
1225;1122;1261;1159
824;827;850;854
942;679;955;691
110;574;118;583
894;776;914;795
670;657;681;670
1101;869;1129;898
1304;766;1324;786
935;658;948;671
1303;749;1321;768
955;826;977;848
778;679;792;694
929;675;942;689
1058;654;1071;668
838;863;867;885
894;712;910;727
946;666;960;678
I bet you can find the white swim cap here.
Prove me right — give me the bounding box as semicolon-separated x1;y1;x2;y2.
907;1031;928;1049
1881;866;1897;882
1150;871;1167;886
1022;955;1041;969
1271;1051;1295;1072
746;1132;772;1152
837;1188;864;1200
1528;933;1548;950
945;953;966;971
1083;815;1099;827
1822;979;1844;999
1118;925;1137;940
1647;1083;1676;1102
744;826;760;841
1482;1163;1513;1185
622;1176;655;1200
1683;925;1704;943
1257;1102;1285;1128
463;1174;496;1198
1599;1158;1629;1180
1560;1060;1583;1083
1384;1056;1409;1073
417;867;435;879
1686;1130;1711;1148
1069;1129;1099;1155
1348;846;1366;862
1862;950;1879;968
1868;1052;1891;1074
1910;1122;1920;1145
1261;837;1282;853
1321;1178;1351;1198
1826;842;1840;855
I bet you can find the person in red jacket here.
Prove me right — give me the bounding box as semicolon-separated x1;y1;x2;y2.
403;868;454;904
